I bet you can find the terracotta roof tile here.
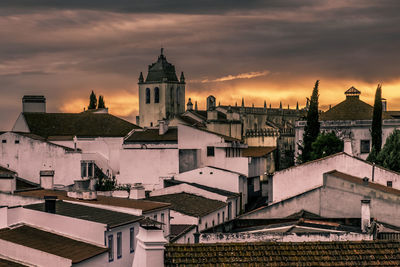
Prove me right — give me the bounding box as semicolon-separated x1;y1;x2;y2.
146;193;226;217
165;241;400;266
0;225;107;264
24;200;143;228
124;127;178;143
16;189;170;213
242;146;276;157
22;112;139;139
320;97;392;121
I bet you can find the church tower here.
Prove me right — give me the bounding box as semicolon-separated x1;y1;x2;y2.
138;49;185;127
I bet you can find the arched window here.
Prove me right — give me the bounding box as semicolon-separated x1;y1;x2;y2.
145;88;150;104
154;87;160;103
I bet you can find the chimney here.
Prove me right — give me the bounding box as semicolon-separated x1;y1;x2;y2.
44;196;57;214
129;183;146;200
40;170;55;189
343;137;352;155
382;98;387;112
186;98;193;111
132;226;167;267
361;199;371;232
22;95;46;113
158;120;168;135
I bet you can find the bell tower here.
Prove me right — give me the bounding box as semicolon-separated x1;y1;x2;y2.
138;49;185;127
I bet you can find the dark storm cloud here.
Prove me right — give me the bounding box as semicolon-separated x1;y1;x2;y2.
0;0;400;129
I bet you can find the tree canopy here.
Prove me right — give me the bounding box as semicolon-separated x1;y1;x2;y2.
98;95;106;109
367;84;383;163
88;90;97;110
310;132;344;161
299;80;320;163
375;129;400;172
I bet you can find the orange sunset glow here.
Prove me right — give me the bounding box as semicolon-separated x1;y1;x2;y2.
1;1;399;129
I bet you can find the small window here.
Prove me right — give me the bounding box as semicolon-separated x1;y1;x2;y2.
161;213;164;224
88;162;94;177
212;220;215;227
222;211;225;222
14;140;19;144
154;214;157;221
154;87;160;103
108;235;114;262
360;140;370;154
205;222;208;229
207;146;215;157
146;88;151;104
81;162;87;178
387;181;393;188
130;227;134;253
198;218;202;224
2;140;6;143
218;213;220;224
117;232;122;259
187;237;190;243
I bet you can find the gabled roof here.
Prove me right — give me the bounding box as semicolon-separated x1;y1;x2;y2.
24;200;143;228
242;146;276;157
327;170;400;196
146;192;226;217
124;127;178;143
165;240;400;266
16;189;170;213
145;52;179;83
320;96;393;121
0;165;16;179
163;179;240;198
22;112;139;139
170;224;196;243
183;124;242;142
0;257;27;267
0;225;108;264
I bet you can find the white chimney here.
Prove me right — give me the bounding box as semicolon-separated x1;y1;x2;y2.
130;183;145;200
132;226;167;267
158;120;168;135
343;137;352;155
40;170;54;189
22;95;46;113
361;199;371;233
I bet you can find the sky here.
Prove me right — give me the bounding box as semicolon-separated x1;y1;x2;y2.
1;0;400;129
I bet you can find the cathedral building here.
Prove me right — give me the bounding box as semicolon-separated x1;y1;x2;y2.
138;49;186;127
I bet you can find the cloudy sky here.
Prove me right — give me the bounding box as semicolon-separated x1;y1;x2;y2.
1;0;399;129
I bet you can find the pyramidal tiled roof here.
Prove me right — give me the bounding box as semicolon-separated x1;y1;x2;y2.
320;88;393;121
145;49;179;83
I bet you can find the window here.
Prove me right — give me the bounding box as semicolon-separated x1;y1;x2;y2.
117;232;122;259
1;140;6;143
222;211;225;222
187;237;190;243
108;235;114;262
207;146;215;157
88;162;94;177
146;88;151;104
14;140;19;144
212;220;215;227
360;140;370;153
218;213;220;224
130;227;134;253
387;181;393;187
81;162;87;178
154;214;157;221
154;87;160;103
161;213;164;224
205;222;208;229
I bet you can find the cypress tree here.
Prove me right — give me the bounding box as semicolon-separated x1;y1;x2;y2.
367;84;382;162
98;95;106;109
88;91;97;110
300;80;320;163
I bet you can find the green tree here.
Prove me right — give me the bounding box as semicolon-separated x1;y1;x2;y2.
310;132;344;160
88;90;97;110
375;129;400;172
98;95;106;109
367;84;383;162
299;80;320;163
